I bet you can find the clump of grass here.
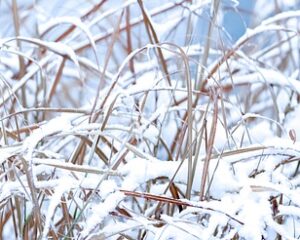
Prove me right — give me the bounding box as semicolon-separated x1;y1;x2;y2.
0;1;300;239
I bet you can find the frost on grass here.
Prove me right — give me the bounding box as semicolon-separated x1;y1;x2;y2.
1;0;300;239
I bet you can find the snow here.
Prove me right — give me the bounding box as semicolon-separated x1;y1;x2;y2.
39;16;99;64
262;10;300;26
120;156;239;198
42;178;73;239
22;114;73;160
80;191;125;238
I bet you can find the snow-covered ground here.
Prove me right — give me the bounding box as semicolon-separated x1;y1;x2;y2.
0;0;300;239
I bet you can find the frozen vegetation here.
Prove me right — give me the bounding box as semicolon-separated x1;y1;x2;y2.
0;0;300;239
